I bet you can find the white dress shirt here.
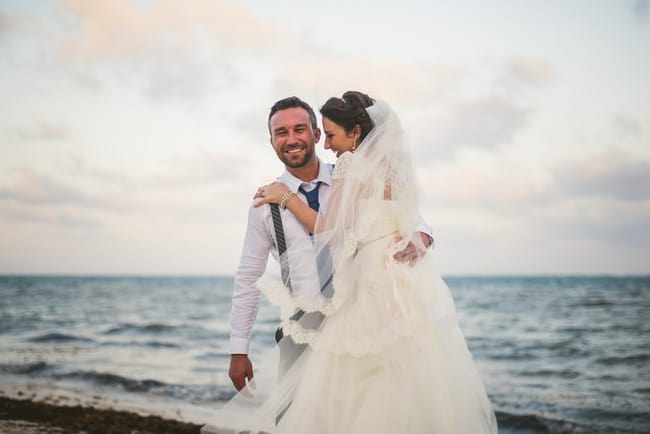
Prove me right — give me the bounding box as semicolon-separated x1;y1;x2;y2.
229;158;433;354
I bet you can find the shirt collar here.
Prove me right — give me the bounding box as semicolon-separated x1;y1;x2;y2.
280;157;333;192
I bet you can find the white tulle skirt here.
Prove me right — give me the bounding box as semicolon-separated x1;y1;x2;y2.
203;207;497;434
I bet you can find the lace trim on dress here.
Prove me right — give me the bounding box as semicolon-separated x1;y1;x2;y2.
278;307;459;357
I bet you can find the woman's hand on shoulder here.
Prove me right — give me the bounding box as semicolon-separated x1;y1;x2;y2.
253;181;291;207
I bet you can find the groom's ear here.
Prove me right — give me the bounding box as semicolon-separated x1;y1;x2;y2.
313;127;322;143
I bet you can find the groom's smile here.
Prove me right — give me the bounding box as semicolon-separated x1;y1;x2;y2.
269;107;320;170
286;146;305;155
280;143;311;168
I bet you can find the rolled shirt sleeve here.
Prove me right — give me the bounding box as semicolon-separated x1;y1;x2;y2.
415;216;434;247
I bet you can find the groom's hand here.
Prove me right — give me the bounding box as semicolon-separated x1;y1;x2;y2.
229;354;254;391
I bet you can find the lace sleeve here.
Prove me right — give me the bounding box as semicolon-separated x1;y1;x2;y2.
332;151;353;180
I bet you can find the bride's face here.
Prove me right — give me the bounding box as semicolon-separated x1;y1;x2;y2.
322;117;358;158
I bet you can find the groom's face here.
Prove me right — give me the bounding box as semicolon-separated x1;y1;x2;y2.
269;107;321;169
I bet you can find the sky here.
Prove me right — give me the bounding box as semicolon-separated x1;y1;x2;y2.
0;0;649;275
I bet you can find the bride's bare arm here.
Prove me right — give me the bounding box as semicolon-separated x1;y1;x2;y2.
282;195;317;234
253;181;317;234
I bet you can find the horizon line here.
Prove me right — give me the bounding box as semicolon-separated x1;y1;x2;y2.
1;272;648;278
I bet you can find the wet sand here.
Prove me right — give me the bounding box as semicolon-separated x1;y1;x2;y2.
0;396;202;434
0;375;231;433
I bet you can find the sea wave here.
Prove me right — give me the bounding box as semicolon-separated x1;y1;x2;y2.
595;354;650;366
53;370;236;402
496;410;649;434
517;368;582;379
57;371;166;392
1;362;236;403
104;322;180;334
26;333;96;344
103;340;182;348
0;362;53;375
101;322;224;340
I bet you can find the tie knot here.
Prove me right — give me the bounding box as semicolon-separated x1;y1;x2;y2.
298;182;321;212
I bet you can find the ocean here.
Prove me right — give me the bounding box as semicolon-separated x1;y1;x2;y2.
0;275;648;433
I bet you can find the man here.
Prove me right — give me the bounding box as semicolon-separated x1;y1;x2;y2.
228;96;433;391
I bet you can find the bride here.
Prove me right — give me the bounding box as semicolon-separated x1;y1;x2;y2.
202;91;497;433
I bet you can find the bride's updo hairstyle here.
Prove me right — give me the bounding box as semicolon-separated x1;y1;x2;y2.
319;91;376;143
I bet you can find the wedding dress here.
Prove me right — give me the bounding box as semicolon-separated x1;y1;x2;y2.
202;101;497;434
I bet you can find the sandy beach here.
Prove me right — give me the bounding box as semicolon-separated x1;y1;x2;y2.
0;396;201;433
0;376;219;434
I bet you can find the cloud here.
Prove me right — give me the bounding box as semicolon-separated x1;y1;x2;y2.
53;1;474;108
552;201;650;247
51;0;283;102
273;56;464;108
62;154;135;190
65;69;103;91
417;148;650;260
0;155;250;238
419;160;549;210
503;55;556;87
633;0;649;19
0;168;92;206
613;113;642;137
551;151;650;200
486;55;556;98
0;8;56;67
0;167;133;210
273;55;547;163
7;1;548;112
0;203;102;228
58;0;281;60
412;95;531;160
13;121;70;141
150;148;251;189
0;10;8;32
0;9;41;35
444;96;530;149
140;48;239;102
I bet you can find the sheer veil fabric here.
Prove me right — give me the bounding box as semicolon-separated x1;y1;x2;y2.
202;101;497;434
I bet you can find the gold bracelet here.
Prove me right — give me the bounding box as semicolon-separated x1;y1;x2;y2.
279;191;296;209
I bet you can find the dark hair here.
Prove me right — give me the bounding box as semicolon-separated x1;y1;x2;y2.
319;91;375;142
268;96;318;133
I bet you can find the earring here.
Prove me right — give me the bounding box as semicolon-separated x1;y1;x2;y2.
351;137;357;152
